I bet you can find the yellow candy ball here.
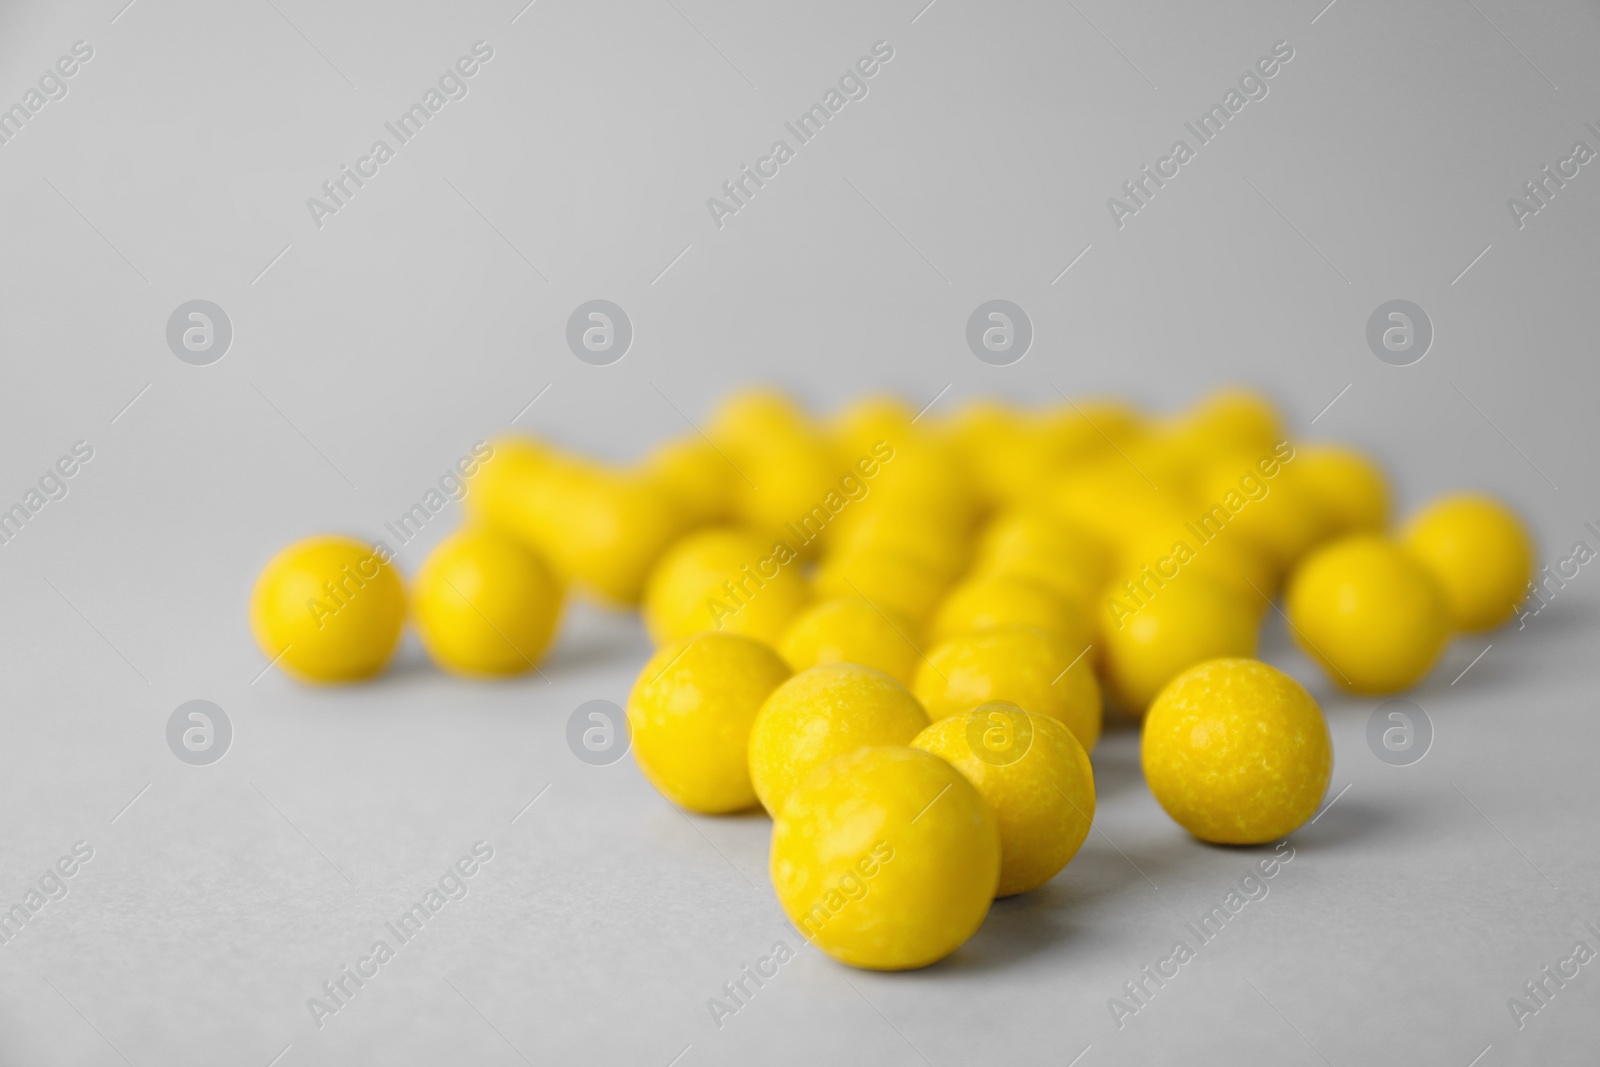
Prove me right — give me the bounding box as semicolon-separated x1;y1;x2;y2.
642;527;809;646
814;547;947;626
627;632;791;814
975;507;1111;605
1171;388;1285;456
828;503;970;580
1297;445;1391;537
1141;658;1332;844
249;535;406;684
411;529;563;677
1401;492;1533;632
929;575;1094;654
748;664;930;815
1285;535;1451;693
1100;572;1260;715
771;745;999;970
1191;444;1323;573
643;434;734;525
912;704;1095;897
914;627;1101;751
777;596;921;685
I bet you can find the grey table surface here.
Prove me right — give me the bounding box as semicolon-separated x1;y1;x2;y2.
1;0;1598;1064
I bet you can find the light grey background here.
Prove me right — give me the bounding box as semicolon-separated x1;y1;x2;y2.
0;0;1597;1063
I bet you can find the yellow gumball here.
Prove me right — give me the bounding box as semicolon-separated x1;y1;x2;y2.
250;535;406;684
828;503;970;580
929;575;1094;653
1401;492;1533;632
642;527;809;646
975;508;1110;606
627;632;791;814
777;596;921;685
913;704;1095;897
643;434;734;525
1100;572;1259;715
1142;658;1332;844
1297;445;1391;537
748;664;930;815
1285;535;1451;694
814;547;947;626
914;627;1101;751
771;745;999;970
411;530;562;677
1191;444;1323;572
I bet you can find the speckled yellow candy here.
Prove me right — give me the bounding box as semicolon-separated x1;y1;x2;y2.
250;535;406;684
411;529;563;676
627;632;791;814
913;626;1101;751
771;745;999;970
748;663;930;815
777;596;920;685
1285;534;1451;694
913;704;1095;897
1141;658;1331;844
1401;492;1533;633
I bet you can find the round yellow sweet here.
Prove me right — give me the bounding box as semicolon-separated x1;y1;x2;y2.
777;596;921;685
912;704;1094;897
411;530;563;676
642;527;809;646
1401;492;1533;632
1171;388;1284;455
1099;572;1259;715
814;547;947;626
643;434;733;525
1192;446;1324;572
249;535;406;684
929;575;1094;653
771;745;999;970
627;632;791;813
975;508;1110;606
748;664;930;815
1141;658;1332;844
828;503;970;580
1297;445;1391;537
1285;534;1451;693
913;627;1101;751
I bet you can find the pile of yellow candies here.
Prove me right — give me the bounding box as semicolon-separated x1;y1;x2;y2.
250;387;1534;970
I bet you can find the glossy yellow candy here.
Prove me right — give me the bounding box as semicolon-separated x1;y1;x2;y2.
411;530;562;676
913;704;1094;897
1100;572;1259;715
771;745;999;970
1142;658;1332;844
642;527;809;646
249;535;406;683
814;547;947;626
913;627;1101;751
777;596;921;685
627;632;791;813
929;575;1094;653
1286;535;1451;693
748;664;930;815
1297;445;1391;537
1401;492;1533;632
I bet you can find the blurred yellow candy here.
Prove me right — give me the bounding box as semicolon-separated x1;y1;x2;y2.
777;596;921;685
1297;445;1391;537
814;547;947;626
627;632;791;814
707;387;811;452
829;395;917;463
643;527;809;646
411;529;563;677
913;704;1095;897
1170;388;1285;457
748;663;930;816
914;626;1101;751
643;434;734;525
929;575;1094;653
1401;492;1533;632
771;745;999;970
1099;572;1259;715
250;535;406;684
1191;444;1323;573
1142;658;1331;844
828;503;970;580
1285;534;1451;694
